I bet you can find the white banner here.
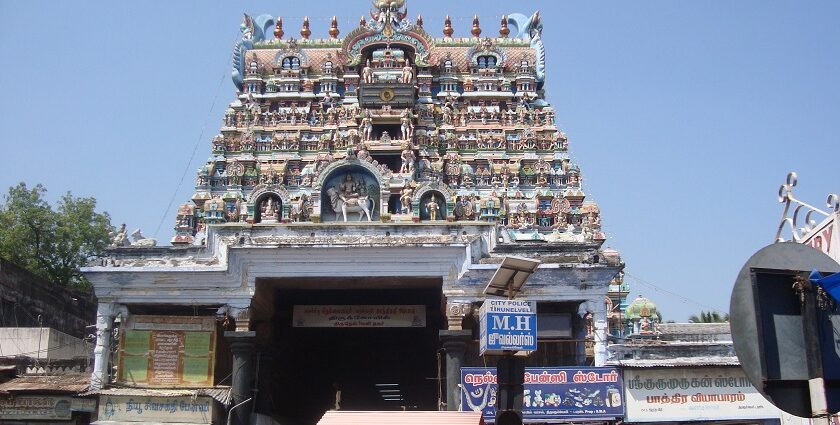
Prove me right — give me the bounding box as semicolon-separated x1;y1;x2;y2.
624;367;781;422
97;395;214;424
293;305;426;328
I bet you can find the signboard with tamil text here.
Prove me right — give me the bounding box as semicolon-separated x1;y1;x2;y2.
117;315;216;387
97;395;215;424
0;396;94;420
461;367;624;421
292;305;426;328
479;299;537;355
624;367;782;422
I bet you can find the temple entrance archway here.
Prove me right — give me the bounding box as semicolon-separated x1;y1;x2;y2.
252;277;444;425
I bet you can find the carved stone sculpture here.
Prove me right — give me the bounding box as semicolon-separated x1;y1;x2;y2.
426;199;440;220
326;174;373;221
130;229;157;247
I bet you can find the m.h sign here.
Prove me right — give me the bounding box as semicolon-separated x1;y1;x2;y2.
480;299;537;356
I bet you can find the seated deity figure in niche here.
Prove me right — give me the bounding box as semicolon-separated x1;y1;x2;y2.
326;173;373;222
261;197;279;223
338;174;360;201
426;198;440;221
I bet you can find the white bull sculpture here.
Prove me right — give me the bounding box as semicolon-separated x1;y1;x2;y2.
325;187;374;222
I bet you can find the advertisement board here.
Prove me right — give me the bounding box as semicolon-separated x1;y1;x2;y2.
479;300;537;355
292;305;426;328
117;316;216;387
624;367;782;422
461;367;624;421
97;395;215;424
0;396;94;420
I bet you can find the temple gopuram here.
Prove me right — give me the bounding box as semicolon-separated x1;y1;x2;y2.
82;2;625;424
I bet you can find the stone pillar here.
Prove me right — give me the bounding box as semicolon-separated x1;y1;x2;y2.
440;330;471;411
91;302;115;390
225;331;256;425
591;299;608;367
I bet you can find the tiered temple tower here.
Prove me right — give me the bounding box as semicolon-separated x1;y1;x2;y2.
172;1;604;244
84;2;625;423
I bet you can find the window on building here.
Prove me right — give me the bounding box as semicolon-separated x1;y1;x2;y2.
477;55;497;69
538;313;572;338
282;56;301;70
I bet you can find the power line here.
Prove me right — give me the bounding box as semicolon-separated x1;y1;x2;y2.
153;61;230;239
624;272;728;316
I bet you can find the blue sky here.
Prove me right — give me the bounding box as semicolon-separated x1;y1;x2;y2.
1;1;838;321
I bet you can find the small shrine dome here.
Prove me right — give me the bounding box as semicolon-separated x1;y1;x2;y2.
625;295;658;320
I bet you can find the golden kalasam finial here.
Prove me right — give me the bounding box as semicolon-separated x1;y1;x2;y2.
471;15;481;38
499;15;509;38
443;15;453;38
359;15;367;28
301;16;311;40
274;17;284;39
329;16;340;39
416;14;423;29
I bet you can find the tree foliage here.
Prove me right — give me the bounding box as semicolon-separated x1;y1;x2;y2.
0;183;112;289
688;310;729;323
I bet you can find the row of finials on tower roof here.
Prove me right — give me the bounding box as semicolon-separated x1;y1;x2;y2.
272;14;519;40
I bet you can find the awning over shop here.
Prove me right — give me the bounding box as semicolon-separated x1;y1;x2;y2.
317;411;485;425
0;374;90;394
83;386;232;405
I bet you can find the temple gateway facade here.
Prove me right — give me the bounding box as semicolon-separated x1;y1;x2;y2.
82;2;624;424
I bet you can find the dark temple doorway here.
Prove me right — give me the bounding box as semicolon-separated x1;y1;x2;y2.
255;277;444;425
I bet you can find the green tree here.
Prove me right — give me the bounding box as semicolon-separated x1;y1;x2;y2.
688;310;729;323
0;183;112;289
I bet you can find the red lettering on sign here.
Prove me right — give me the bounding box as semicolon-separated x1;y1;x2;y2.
812;236;823;252
823;226;833;253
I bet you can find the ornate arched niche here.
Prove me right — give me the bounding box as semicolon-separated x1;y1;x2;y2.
315;160;388;222
413;181;456;221
248;184;291;223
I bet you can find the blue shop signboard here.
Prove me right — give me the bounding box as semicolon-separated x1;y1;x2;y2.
479;299;537;355
461;367;624;422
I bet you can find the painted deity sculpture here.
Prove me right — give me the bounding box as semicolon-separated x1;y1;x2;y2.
399;145;415;174
261;198;279;223
399;187;413;214
426;199;440;221
326;174;373;221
